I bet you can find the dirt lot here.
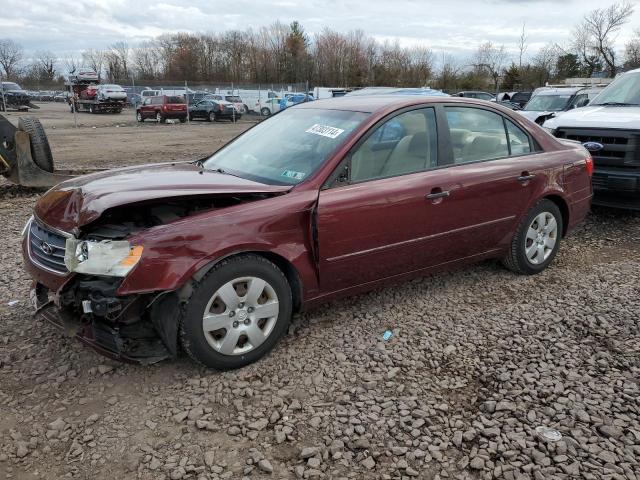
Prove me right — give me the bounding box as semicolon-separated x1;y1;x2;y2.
1;103;639;480
1;102;255;170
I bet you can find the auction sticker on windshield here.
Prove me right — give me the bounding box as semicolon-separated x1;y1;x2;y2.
282;170;306;180
305;124;345;139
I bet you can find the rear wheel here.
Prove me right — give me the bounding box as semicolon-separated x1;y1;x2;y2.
503;199;562;275
156;112;165;123
208;111;216;122
136;111;144;122
179;255;292;370
18;117;54;173
179;116;186;123
89;105;95;114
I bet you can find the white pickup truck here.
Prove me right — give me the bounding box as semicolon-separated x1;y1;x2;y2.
543;68;640;210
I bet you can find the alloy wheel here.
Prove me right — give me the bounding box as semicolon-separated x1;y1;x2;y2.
202;276;279;355
524;212;558;265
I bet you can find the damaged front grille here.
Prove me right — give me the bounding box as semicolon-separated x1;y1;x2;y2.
28;220;69;274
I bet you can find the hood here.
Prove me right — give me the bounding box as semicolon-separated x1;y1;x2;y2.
544;105;640;129
519;110;558;122
35;162;290;233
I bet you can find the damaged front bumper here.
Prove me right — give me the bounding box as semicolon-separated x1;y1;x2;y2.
32;278;182;365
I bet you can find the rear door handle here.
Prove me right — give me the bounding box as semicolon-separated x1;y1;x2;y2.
426;190;450;200
517;174;536;182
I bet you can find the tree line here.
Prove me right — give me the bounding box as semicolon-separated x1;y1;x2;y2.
1;1;638;93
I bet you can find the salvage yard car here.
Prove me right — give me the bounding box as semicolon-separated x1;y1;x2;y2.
136;95;188;123
543;68;640;209
22;96;593;369
189;99;240;122
519;86;603;124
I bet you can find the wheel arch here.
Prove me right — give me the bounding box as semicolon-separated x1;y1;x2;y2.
543;194;569;237
185;250;304;313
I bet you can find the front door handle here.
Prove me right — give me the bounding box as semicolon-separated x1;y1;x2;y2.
518;173;536;182
426;190;450;200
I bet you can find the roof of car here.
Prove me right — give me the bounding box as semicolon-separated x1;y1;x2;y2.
294;95;503;113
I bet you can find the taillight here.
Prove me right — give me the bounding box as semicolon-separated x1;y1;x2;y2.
585;155;594;177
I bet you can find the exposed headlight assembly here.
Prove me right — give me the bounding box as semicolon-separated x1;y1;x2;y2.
64;238;143;277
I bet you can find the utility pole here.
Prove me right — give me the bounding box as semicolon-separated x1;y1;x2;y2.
0;70;6;112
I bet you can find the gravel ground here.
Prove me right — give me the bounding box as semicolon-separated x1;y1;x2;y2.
1;104;639;480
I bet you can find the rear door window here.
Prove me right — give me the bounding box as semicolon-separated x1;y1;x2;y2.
445;107;509;163
505;119;532;155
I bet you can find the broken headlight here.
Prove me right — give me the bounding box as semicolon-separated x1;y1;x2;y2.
64;239;143;277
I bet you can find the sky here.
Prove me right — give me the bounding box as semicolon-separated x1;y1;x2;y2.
1;0;638;64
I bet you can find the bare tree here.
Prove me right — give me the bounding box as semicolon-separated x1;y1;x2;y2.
473;42;508;94
82;49;105;78
63;54;82;76
0;39;24;79
437;53;462;92
109;41;130;78
624;29;640;69
518;23;528;68
34;51;56;81
580;1;634;76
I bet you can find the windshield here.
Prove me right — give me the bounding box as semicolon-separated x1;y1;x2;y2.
591;72;640;105
204;108;369;185
225;96;241;102
2;82;21;91
525;94;573;111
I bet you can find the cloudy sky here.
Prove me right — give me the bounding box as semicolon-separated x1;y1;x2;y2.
1;0;638;62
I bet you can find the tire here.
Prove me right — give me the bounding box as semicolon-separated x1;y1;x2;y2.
156;112;165;123
179;116;186;123
136;111;144;122
241;104;249;114
261;107;271;116
18;117;54;173
89;105;94;114
179;255;292;370
208;111;216;122
503;199;563;275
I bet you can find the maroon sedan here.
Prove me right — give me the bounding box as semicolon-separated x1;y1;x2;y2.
22;96;593;369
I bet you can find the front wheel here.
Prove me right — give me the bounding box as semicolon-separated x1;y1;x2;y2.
179;255;292;370
136;111;144;122
156;112;165;123
503;199;562;275
208;111;216;122
179;116;186;123
261;107;271;116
